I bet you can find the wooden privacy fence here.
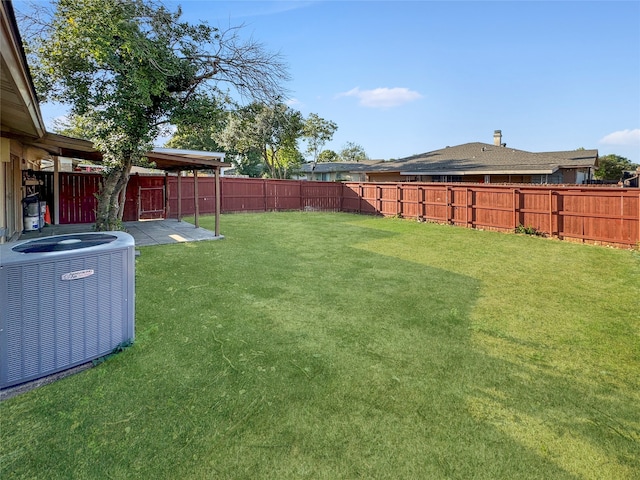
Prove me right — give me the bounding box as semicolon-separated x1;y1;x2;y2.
39;173;640;248
342;182;640;247
166;177;343;216
58;172;101;224
169;177;638;247
37;172;167;224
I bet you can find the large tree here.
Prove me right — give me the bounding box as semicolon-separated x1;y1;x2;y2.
228;150;264;178
594;154;638;181
339;141;368;162
302;113;338;165
164;96;228;152
317;149;339;163
216;102;303;179
22;0;289;230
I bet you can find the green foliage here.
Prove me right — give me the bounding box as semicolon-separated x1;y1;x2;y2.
594;154;638;180
515;224;544;236
339;141;368;162
28;0;196;165
216;102;304;179
51;115;92;141
164;96;228;152
227;150;264;178
275;146;305;179
317;149;339;162
164;124;223;152
302;113;338;163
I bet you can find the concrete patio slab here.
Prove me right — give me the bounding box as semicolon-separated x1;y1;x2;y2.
12;219;223;247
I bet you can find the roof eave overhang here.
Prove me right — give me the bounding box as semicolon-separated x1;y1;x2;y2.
399;167;559;176
152;147;225;161
28;133;227;170
1;1;46;138
30;133;102;160
147;151;226;171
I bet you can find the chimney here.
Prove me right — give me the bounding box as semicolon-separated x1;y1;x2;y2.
493;130;502;146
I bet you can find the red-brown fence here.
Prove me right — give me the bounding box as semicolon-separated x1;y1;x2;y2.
165;177;343;216
40;173;640;247
46;173;167;224
58;172;101;224
342;182;640;247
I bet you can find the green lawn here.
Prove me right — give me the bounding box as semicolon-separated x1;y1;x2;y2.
2;212;639;479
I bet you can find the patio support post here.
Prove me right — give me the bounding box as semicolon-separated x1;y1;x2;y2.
177;171;182;221
164;172;169;219
193;169;199;228
215;166;220;237
53;155;60;224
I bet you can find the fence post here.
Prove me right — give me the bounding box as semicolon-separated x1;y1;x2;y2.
513;188;519;229
446;185;451;224
164;172;169;219
549;190;557;238
554;189;561;239
465;188;469;227
619;192;624;245
263;179;267;212
177;172;182;221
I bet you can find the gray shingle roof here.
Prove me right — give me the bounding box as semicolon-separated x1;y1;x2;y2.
299;160;384;173
370;143;598;175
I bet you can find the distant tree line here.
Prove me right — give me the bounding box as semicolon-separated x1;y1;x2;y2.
167;102;368;178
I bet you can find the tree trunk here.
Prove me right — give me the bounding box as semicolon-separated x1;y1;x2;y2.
117;182;128;222
95;170;121;231
110;166;131;226
94;159;132;231
262;147;276;179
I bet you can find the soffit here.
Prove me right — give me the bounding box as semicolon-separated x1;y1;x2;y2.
0;1;45;138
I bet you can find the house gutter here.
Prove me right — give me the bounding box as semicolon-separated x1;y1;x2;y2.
399;167;558;176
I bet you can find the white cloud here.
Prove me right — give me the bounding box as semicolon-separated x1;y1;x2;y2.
599;129;640;146
337;87;423;108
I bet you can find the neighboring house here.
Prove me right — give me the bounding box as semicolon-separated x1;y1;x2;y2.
366;131;598;184
297;160;385;182
623;168;640;188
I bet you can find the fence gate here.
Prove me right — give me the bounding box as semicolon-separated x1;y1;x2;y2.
123;174;166;221
138;184;165;220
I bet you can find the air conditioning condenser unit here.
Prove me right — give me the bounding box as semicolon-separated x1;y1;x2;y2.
0;232;135;389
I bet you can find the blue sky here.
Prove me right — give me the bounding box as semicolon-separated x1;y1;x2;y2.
37;1;640;163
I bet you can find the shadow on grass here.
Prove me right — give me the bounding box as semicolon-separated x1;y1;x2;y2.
1;213;638;479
